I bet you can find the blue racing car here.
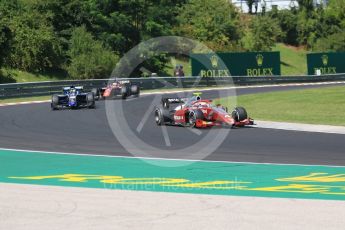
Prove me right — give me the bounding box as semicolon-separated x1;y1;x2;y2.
51;86;95;110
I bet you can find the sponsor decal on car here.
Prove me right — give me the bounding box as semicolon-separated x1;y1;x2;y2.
174;115;184;120
167;98;181;102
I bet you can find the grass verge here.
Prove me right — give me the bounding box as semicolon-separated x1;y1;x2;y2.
0;96;50;104
1;68;67;83
272;43;307;76
215;86;345;126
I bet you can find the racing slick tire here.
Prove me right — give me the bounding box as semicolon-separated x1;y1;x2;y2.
87;92;96;109
154;106;171;125
232;107;248;122
188;109;204;127
121;87;128;100
155;107;164;125
91;88;100;100
130;85;140;97
136;87;140;97
51;95;59;110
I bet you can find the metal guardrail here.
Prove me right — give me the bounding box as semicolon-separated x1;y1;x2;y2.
0;74;345;99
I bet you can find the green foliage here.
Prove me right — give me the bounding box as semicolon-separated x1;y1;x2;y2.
85;0;186;54
0;70;16;83
0;22;12;67
296;9;323;47
0;1;63;72
270;10;298;45
295;5;344;49
312;0;345;51
175;0;241;51
270;0;344;49
0;68;66;83
326;0;345;29
0;1;18;70
313;31;345;51
84;1;138;54
0;0;344;80
242;16;282;51
66;27;118;79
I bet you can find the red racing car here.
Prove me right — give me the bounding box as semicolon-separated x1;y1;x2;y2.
154;94;254;128
92;80;140;100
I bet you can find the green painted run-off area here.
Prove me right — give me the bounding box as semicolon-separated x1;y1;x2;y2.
1;149;345;200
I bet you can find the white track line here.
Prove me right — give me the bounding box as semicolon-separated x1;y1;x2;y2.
0;100;50;107
1;147;345;168
256;120;345;135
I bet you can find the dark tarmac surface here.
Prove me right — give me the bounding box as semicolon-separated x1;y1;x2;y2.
0;83;344;166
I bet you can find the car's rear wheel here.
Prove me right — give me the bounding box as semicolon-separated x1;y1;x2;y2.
135;86;140;97
232;107;248;122
131;85;139;97
87;93;95;109
155;108;164;125
91;88;99;100
121;87;128;99
155;106;172;125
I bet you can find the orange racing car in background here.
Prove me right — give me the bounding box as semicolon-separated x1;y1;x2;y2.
92;80;140;100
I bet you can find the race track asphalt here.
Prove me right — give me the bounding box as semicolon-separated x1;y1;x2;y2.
0;83;344;166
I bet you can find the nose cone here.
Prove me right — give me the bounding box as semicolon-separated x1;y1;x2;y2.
218;114;234;125
104;89;111;97
69;97;77;106
69;101;76;106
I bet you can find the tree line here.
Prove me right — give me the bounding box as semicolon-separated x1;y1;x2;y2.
0;0;344;81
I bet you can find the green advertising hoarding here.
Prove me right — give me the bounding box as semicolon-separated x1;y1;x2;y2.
307;52;345;75
191;52;281;77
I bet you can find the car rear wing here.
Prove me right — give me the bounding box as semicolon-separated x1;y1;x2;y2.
118;80;130;84
63;86;83;91
161;95;202;108
162;98;184;104
161;98;185;109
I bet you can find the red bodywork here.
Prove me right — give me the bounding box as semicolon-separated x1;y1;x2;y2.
173;100;253;128
101;82;122;98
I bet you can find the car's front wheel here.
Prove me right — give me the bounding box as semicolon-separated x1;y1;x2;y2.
232;107;248;122
155;108;164;126
51;95;59;110
188;109;204;127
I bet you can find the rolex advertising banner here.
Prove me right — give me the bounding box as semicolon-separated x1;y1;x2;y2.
307;52;345;75
191;52;281;77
